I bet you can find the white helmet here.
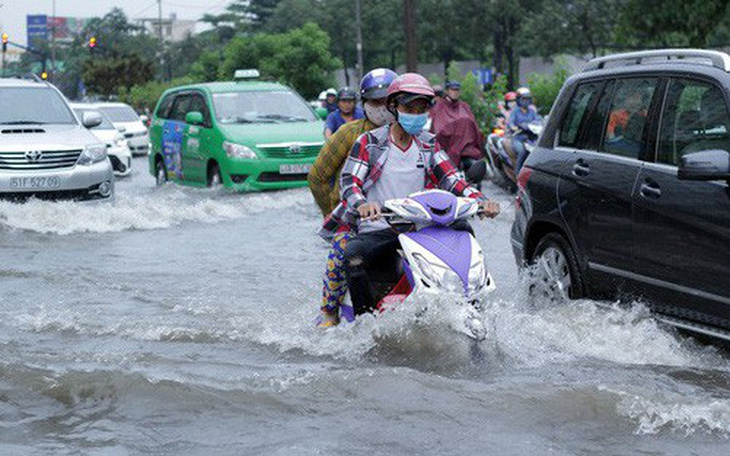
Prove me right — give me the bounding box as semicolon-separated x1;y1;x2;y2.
516;87;532;99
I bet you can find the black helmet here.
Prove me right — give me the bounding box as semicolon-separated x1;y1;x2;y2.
337;87;357;101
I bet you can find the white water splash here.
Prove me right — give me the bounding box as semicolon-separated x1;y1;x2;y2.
0;187;313;234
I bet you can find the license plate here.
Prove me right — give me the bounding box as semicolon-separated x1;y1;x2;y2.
10;176;62;189
279;163;311;175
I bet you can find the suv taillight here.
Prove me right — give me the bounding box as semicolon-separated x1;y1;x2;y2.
516;166;533;210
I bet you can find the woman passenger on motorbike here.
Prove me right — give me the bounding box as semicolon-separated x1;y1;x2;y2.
319;73;500;317
509;87;541;173
309;68;399;328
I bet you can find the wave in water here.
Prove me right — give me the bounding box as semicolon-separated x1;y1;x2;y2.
0;187;313;234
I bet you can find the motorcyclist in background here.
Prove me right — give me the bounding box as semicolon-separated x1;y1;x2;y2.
430;81;487;189
309;68;398;327
324;87;365;139
508;87;541;173
323;88;338;113
498;91;517;129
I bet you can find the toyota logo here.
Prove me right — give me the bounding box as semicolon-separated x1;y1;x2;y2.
289;143;302;154
25;150;43;163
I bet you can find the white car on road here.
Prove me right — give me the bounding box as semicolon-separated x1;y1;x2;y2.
94;102;149;156
71;104;132;177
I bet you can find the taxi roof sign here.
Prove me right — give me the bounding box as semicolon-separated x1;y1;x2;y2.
234;69;260;80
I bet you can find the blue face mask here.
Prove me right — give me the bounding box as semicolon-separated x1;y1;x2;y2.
398;112;429;135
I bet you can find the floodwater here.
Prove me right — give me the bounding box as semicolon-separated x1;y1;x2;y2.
1;157;729;455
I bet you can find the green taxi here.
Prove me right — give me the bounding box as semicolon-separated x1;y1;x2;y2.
148;70;324;191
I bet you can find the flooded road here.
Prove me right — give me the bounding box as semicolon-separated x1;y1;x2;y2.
1;157;729;455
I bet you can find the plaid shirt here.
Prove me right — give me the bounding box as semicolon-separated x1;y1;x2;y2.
308;118;375;216
319;124;486;240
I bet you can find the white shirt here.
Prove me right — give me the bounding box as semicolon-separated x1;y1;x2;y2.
359;135;425;233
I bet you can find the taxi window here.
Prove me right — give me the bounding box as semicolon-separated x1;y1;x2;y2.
156;94;176;119
188;93;211;127
169;95;191;122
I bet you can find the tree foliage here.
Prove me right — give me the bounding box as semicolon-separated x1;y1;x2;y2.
219;23;340;98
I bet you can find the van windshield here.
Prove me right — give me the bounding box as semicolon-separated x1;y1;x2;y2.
212;91;317;124
0;87;76;125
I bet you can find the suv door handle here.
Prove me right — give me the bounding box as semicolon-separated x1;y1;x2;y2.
640;180;662;199
572;160;590;177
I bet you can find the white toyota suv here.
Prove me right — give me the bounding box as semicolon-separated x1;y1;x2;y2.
0;78;114;201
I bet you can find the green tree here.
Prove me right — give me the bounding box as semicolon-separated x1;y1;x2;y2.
526;62;569;114
220;23;340;98
521;0;624;58
617;0;730;47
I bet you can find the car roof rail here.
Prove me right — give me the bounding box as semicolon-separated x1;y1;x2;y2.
583;49;730;72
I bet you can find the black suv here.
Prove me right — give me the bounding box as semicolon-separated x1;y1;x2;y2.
511;49;730;340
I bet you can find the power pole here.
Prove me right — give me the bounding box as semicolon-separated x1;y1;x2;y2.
404;0;417;72
355;0;364;82
157;0;166;81
51;0;56;73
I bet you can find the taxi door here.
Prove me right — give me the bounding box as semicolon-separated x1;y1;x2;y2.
180;92;214;184
163;94;191;181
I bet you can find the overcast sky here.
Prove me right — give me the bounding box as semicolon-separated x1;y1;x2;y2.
0;0;228;46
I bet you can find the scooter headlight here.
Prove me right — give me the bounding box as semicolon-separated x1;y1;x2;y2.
413;253;464;293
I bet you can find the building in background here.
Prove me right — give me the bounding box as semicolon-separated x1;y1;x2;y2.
137;13;195;43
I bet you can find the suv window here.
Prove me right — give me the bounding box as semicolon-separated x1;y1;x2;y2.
169;94;191;122
187;93;211;127
601;78;658;159
156;93;176;119
657;78;730;165
580;80;616;151
559;82;600;148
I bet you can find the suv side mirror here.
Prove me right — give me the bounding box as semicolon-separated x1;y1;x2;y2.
116;125;127;133
186;111;204;125
82;111;103;128
678;150;730;181
315;107;328;120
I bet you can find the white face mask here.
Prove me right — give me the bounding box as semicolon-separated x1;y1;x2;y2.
364;101;395;126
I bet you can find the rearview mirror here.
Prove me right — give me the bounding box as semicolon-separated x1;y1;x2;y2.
82;111;102;128
116;125;127;133
315;107;328;120
678;149;730;181
185;111;204;125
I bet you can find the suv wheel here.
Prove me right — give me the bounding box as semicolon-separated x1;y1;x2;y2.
155;159;167;186
529;233;583;303
207;162;222;187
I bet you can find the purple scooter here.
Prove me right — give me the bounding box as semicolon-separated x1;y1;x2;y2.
340;189;496;338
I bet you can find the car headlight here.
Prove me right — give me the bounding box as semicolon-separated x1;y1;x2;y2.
468;250;487;293
413;252;464;293
77;144;107;165
223;141;258;160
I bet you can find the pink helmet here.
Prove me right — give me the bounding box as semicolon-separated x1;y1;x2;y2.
386;73;435;104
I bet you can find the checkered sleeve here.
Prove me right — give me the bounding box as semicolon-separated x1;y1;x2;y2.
339;132;371;211
431;140;487;201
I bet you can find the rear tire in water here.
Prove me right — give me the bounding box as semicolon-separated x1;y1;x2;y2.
207;162;222;187
529;233;583;303
155;158;167;186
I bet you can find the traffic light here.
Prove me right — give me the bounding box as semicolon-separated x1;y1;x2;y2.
41;71;48;80
2;33;8;53
88;37;97;50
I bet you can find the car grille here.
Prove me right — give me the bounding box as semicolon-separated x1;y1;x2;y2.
256;142;323;159
0;149;83;170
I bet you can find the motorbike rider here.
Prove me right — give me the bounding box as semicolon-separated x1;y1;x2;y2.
309;68;398;327
320;73;500;316
429;80;487;188
323;88;338;113
498;91;517;129
324;87;365;139
509;87;541;173
433;85;444;104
